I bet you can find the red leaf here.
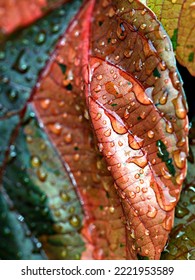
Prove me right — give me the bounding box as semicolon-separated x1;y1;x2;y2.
32;0;189;259
0;0;69;35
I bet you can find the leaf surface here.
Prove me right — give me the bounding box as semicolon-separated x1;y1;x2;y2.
145;0;195;76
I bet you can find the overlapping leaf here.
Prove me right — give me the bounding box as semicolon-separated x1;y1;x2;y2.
144;0;195;76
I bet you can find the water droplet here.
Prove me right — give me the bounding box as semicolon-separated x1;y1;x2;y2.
173;150;186;169
64;133;72;143
94;85;102;92
105;81;120;97
175;173;184;185
166;121;173;133
60;191;70;202
12;50;29;73
135;173;140;179
35;31;46;45
142;187;148;193
159;91;168;105
108;7;115;17
95;112;102;121
140;111;146;119
6;89;18;102
31;156;41;168
123;108;130;119
117;22;127;40
69;215;80;227
172;94;187;119
176;136;186;147
135;58;143;72
126;154;148;168
110;117;127;135
163;215;173;231
129;8;135;16
129;191;136;198
161;167;172;179
104;128;112;137
97;74;103;80
145;229;150;236
124;49;133;58
140;23;147;30
37;169;47;182
40;99;50;109
109;206;115;213
147;130;155;139
134;90;151;105
128;134;144;150
130;229;135;239
175;205;189;218
147;205;157;218
73;154;80;162
48;123;62;135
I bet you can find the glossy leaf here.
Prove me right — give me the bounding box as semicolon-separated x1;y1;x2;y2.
161;124;195;259
79;0;188;259
144;0;195;76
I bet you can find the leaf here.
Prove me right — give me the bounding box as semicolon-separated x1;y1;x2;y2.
0;0;71;37
31;0;189;260
82;0;189;259
144;0;195;76
2;105;85;259
161;123;195;260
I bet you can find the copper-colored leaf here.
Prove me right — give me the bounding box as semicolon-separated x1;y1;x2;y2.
144;0;195;76
82;0;189;259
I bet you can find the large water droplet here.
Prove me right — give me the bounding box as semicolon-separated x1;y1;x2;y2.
110;116;127;135
173;150;186;169
162;215;173;231
159;91;168;105
105;81;120;97
126;154;148;168
128;134;144;150
172;94;187;119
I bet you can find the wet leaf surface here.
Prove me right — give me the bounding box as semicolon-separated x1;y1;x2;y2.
0;0;193;260
145;0;195;76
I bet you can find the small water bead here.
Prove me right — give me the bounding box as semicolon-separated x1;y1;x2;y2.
127;154;148;168
117;22;127;40
124;49;133;58
60;191;70;202
129;8;135;16
146;205;157;218
140;111;146;119
129;191;136;199
111;38;117;44
94;85;102;92
104;128;112;137
173;150;186;169
130;229;135;239
6;89;18;102
73;154;80;162
31;156;41;168
69;215;80;227
145;229;150;236
64;133;72;144
147;130;155;139
35;31;46;45
135;173;140;179
175;172;184;185
37;169;47;182
166;121;173;133
161;167;172;179
176;136;186;147
12;50;29;74
175;205;189;218
109;206;115;213
40;99;50;109
49;123;62;135
159;91;168;105
142;187;148;193
105;81;120;96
